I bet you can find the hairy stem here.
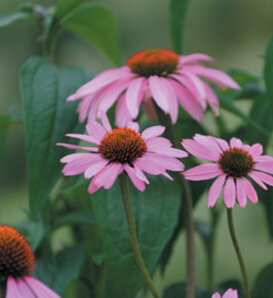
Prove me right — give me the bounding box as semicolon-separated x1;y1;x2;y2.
119;173;160;298
227;209;251;298
155;106;195;298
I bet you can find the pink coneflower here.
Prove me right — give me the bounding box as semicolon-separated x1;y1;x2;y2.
0;226;60;298
67;49;240;126
212;288;238;298
57;113;187;193
182;134;273;208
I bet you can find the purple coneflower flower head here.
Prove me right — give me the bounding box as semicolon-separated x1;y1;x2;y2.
58;113;187;193
182;134;273;208
0;226;60;298
67;49;240;126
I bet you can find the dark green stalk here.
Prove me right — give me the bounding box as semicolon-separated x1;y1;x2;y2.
227;209;251;298
119;173;160;298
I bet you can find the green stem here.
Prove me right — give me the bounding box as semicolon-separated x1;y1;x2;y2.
119;173;160;298
155;106;195;298
227;209;251;298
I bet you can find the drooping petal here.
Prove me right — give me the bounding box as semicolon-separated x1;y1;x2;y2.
86;121;107;142
24;276;60;298
124;164;146;191
203;82;220;116
6;277;21;298
148;76;171;112
84;157;109;179
136;153;166;175
62;158;92;176
16;279;36;298
208;174;226;207
142;125;165;140
254;155;273;163
126;77;145;118
179;53;215;65
115;94;133;127
151;154;185;171
152;147;188;158
57;143;98;152
250;171;273;186
165;78;179;123
236;178;247;207
193;134;222;156
77;94;94;122
169;80;204;122
254;161;273;174
223;177;236;208
182;139;219;161
66;133;99;145
183;65;241;90
243;178;258;204
184;163;222;181
60;152;97;163
146;137;172;151
248;171;267;190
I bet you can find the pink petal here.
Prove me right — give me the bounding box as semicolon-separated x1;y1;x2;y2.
213;137;229;151
98;79;132;112
184;65;241;90
124;164;146;191
248;171;267;190
98;113;111;133
243;178;258;204
126;77;145;118
170;80;204;122
66;133;99;145
132;163;150;184
211;293;221;298
254;162;273;174
165;79;179;123
62;158;91;176
135;153;166;175
150;154;185;171
57;143;98;152
248;143;263;158
182;139;219;161
230;137;243;148
92;163;123;190
223;177;236;208
84;157;109;179
86;121;106;142
223;288;238;298
72;67;132;99
236;178;247;207
24;276;60;298
251;171;273;186
16;279;36;298
254;155;273;163
60;152;97;163
115;94;133;127
179;53;215;65
184;163;222;181
193;134;222;156
146;137;172;150
148;76;171;112
77;94;94;122
128;122;139;132
150;146;188;158
208;174;226;207
142;125;165;140
203;83;220;116
6;277;21;298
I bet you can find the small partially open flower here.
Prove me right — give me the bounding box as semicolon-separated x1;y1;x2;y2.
67;49;240;126
182;134;273;208
0;226;60;297
58;113;187;193
212;288;238;298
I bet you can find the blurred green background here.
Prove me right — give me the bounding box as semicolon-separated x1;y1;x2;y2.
0;0;272;296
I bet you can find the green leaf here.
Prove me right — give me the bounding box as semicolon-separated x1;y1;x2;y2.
0;11;33;28
54;211;97;229
252;263;273;298
35;246;85;295
20;56;94;218
61;2;121;66
163;282;212;298
92;177;181;298
0;112;21;163
169;0;190;53
264;36;273;116
56;0;89;20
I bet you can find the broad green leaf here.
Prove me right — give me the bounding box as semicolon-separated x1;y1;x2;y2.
54;211;96;229
259;188;273;239
163;282;212;298
0;112;21;162
61;2;121;66
0;11;33;28
92;177;181;298
20;56;94;218
264;36;273;116
252;263;273;298
169;0;190;53
35;246;85;295
56;0;89;19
